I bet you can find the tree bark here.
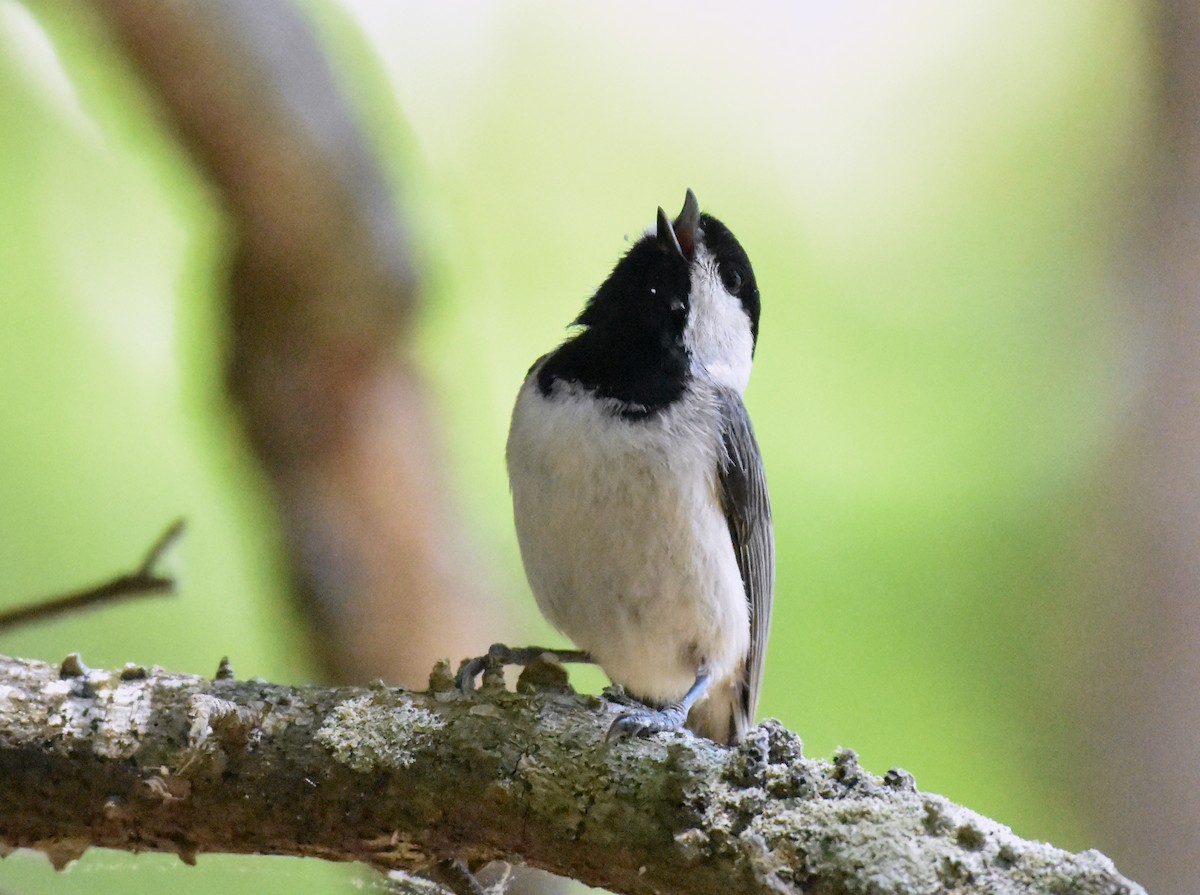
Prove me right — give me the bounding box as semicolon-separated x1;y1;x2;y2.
0;652;1144;895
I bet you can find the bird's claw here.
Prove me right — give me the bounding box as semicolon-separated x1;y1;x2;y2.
606;703;689;743
456;644;591;691
454;643;513;691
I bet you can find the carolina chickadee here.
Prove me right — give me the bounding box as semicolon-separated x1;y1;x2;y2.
476;190;773;745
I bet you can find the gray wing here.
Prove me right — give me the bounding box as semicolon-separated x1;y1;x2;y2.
715;388;774;736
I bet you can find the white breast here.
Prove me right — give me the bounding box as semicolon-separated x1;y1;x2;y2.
506;376;750;705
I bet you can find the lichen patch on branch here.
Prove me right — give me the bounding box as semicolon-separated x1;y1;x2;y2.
0;662;154;761
316;694;446;772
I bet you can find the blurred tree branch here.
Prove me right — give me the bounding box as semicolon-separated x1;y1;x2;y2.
1072;3;1200;893
0;652;1146;895
74;0;503;687
0;519;183;632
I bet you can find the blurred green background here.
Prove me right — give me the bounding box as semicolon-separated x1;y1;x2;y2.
0;1;1157;893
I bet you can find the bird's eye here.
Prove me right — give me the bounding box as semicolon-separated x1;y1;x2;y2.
721;266;743;295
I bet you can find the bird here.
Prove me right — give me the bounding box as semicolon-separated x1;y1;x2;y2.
471;189;773;745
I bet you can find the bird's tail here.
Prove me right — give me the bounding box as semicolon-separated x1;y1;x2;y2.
686;675;751;745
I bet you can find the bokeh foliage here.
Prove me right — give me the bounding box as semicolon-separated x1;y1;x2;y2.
0;1;1149;892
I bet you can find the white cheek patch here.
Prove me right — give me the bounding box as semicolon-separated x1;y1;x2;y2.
684;244;754;393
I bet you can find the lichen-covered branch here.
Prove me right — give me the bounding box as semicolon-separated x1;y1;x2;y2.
0;653;1142;895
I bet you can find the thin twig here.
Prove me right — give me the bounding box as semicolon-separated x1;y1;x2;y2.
0;519;185;632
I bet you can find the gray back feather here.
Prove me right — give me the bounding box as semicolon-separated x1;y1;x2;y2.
715;388;774;740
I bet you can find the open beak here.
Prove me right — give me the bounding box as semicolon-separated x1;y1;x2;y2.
656;188;700;259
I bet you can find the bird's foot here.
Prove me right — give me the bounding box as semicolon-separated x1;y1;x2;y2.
606;670;712;742
455;643;590;691
606;701;690;742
